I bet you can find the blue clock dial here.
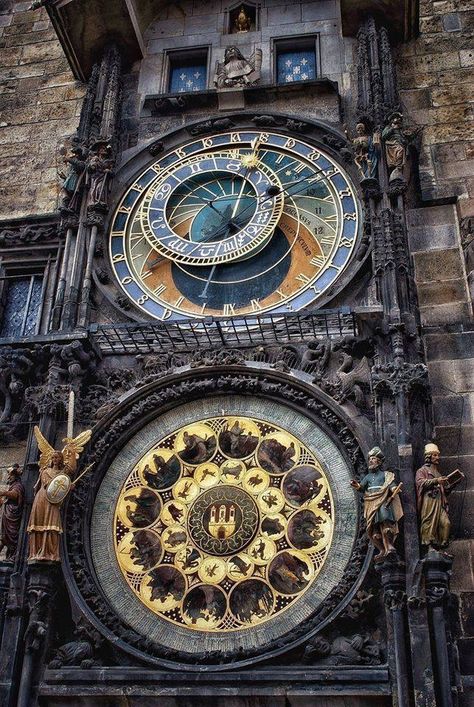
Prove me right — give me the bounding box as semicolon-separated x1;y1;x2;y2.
109;131;360;321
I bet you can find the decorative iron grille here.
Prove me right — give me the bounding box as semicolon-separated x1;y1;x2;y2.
90;308;357;355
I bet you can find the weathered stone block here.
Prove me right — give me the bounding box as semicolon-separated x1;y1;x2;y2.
301;1;337;21
429;358;474;394
183;12;218;34
399;87;431;110
461;592;474;636
432;393;474;425
417;278;468;306
431;83;474;106
450;539;474;591
419;14;443;33
414;248;466;281
267;4;302;25
20;39;63;65
425;332;474;361
420;301;472;326
460;48;474;67
459;637;474;675
442;12;462;31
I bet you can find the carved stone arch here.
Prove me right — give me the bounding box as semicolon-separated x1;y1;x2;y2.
63;366;372;670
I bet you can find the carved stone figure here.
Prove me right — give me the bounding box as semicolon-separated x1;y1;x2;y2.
304;633;381;665
415;443;463;551
347;122;379;180
381;112;407;182
59;142;86;210
350;447;403;562
0;464;24;560
86;139;114;208
214;46;262;88
27;426;91;562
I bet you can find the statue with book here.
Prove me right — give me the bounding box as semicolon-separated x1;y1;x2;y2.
415;443;464;552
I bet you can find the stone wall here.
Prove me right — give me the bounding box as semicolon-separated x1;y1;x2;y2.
0;0;84;220
398;0;474;687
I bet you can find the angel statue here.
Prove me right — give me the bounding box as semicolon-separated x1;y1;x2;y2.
214;46;262;88
27;425;91;563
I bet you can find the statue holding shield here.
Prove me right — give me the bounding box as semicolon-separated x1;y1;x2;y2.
27;426;91;563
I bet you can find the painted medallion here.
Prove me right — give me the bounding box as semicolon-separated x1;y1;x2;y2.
114;415;334;632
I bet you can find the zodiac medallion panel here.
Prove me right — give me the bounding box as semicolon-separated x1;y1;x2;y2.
92;397;357;656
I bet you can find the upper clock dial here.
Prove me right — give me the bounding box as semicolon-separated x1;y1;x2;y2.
109;130;360;321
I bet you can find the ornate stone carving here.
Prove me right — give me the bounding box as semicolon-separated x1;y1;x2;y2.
303;632;382;665
0;347;35;439
346;120;379;182
214;47;262;88
188;117;235;136
0;223;58;247
85;138;114;209
49;619;101;669
371;361;428;400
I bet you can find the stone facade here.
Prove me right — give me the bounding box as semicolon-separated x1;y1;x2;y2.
0;0;472;705
0;0;84;219
396;2;474;680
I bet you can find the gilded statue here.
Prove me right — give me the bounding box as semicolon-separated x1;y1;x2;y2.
234;6;251;32
27;426;91;563
214;46;262;88
350;447;403;562
346;122;379;180
0;463;24;561
415;443;464;551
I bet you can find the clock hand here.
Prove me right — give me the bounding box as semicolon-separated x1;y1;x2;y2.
198;264;217;299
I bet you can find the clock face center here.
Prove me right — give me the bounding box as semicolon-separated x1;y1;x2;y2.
188;485;259;556
185;177;257;244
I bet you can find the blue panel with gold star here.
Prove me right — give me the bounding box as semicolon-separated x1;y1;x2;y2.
277;50;316;84
169;65;207;93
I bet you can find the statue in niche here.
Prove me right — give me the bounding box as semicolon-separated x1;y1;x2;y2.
86;138;114;208
27;426;91;563
381;112;408;182
0;464;24;561
234;6;251;32
58;140;87;211
415;443;464;552
346;121;379;181
214;46;262;88
350;447;403;562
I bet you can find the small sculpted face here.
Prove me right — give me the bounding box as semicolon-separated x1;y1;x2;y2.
51;451;64;468
368;455;381;471
430;451;440;466
356;123;366;136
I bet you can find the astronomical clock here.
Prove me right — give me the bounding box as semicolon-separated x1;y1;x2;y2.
109;129;360;320
65;121;368;669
